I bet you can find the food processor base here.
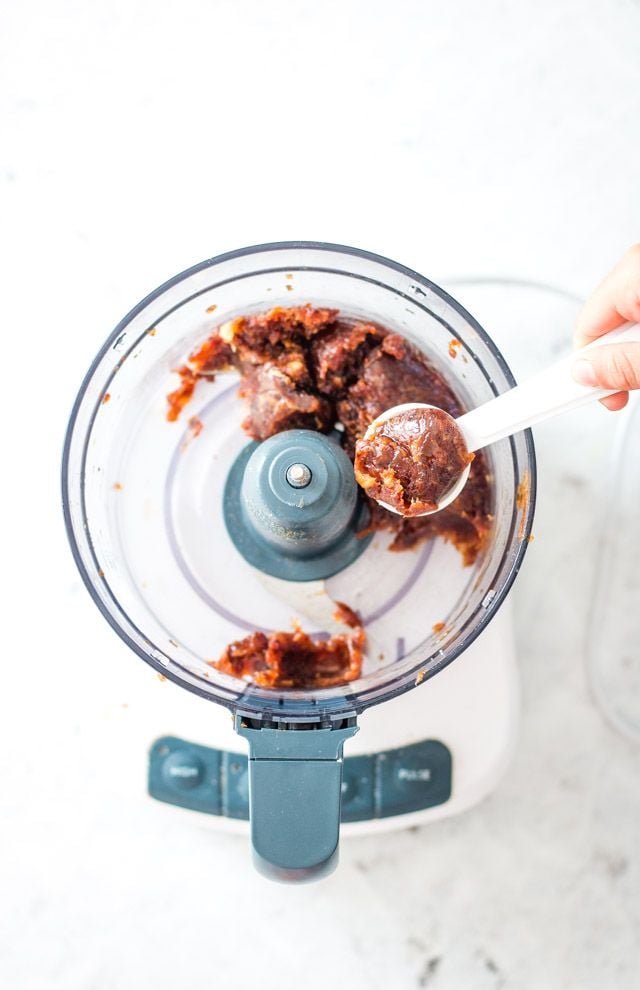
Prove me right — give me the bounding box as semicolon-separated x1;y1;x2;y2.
145;605;518;836
63;246;534;876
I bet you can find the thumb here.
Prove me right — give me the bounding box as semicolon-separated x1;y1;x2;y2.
572;342;640;392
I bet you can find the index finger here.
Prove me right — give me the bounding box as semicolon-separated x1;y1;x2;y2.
574;244;640;348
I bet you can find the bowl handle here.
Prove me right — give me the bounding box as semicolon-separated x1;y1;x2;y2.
235;715;358;882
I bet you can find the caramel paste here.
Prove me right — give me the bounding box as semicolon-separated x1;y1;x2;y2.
166;306;492;689
354;406;473;516
211;604;365;691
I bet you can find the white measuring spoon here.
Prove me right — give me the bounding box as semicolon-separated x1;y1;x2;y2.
363;322;640;516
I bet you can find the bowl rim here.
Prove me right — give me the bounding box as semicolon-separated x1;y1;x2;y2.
61;240;537;719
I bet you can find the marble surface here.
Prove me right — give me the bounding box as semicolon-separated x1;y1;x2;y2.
2;1;640;988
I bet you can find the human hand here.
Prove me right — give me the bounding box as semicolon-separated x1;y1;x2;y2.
572;244;640;411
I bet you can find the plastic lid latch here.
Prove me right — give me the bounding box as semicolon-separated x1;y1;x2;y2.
235;714;358;883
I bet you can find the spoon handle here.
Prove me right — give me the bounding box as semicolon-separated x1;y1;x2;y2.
457;323;640;452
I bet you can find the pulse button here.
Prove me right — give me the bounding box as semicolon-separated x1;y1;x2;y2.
396;764;432;785
377;740;452;817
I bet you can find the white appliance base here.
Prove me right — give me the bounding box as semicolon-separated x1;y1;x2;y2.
146;605;519;835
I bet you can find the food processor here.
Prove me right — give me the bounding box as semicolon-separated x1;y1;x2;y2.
62;242;536;881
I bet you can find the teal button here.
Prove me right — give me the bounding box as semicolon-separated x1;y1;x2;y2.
376;741;452;817
222;752;250;820
340;756;375;822
162;750;205;791
148;737;221;814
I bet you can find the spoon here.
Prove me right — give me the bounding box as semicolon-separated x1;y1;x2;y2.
359;322;640;517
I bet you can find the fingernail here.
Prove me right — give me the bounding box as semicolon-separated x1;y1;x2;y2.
572;358;598;387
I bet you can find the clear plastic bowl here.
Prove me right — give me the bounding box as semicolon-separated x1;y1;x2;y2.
587;394;640;743
62;242;536;721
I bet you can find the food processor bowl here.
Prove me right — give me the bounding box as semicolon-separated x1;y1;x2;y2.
62;242;535;880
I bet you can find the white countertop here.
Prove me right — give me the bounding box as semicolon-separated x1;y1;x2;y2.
2;1;640;988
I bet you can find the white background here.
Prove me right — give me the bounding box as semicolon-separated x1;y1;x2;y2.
2;1;640;988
